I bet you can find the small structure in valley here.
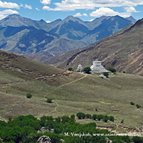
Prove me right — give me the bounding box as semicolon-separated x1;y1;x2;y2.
90;60;109;74
76;64;83;72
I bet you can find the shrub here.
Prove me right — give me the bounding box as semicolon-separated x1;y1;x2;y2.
76;112;86;119
132;136;143;143
46;98;53;103
70;115;75;122
103;116;108;122
85;114;92;119
61;116;72;123
121;119;124;124
130;102;135;105
103;72;109;78
83;67;91;74
136;104;141;109
26;93;32;99
97;115;104;121
68;68;73;71
108;116;114;122
108;67;116;74
92;114;97;120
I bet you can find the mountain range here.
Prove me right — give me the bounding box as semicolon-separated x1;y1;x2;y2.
0;14;135;63
64;18;143;75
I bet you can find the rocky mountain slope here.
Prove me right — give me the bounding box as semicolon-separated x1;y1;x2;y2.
0;14;135;63
64;18;143;75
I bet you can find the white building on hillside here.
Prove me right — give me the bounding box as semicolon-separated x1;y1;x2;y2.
76;64;83;72
90;60;109;74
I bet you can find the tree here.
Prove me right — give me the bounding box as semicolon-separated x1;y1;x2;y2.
109;116;114;122
83;67;91;74
76;112;86;119
121;119;124;124
108;67;116;74
85;114;92;119
26;93;32;99
132;137;143;143
130;102;135;105
46;98;53;103
40;116;53;126
103;116;108;122
68;68;73;71
61;116;72;123
70;115;75;122
92;114;97;120
97;115;104;121
103;72;109;78
136;104;141;109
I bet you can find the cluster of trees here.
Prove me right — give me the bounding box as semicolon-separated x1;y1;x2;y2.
0;115;108;143
76;112;114;122
0;115;142;143
39;115;108;134
0;115;39;143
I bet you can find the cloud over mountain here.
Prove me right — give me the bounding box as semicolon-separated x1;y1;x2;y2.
43;0;143;11
0;9;18;20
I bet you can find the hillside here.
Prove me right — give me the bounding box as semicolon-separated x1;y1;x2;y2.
0;50;82;86
0;51;143;131
64;18;143;75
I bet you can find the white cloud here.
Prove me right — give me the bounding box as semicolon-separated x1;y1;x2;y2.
74;12;88;17
125;7;137;13
20;4;32;10
42;5;51;10
40;0;51;5
24;4;32;10
0;1;20;9
36;8;40;11
90;7;130;18
0;1;32;10
45;0;95;11
43;0;143;11
0;9;18;19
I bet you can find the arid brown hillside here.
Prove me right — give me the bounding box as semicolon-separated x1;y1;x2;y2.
0;51;80;86
65;19;143;75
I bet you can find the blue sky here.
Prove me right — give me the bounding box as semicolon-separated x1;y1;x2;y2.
0;0;143;22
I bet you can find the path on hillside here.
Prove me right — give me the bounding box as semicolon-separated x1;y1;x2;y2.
49;74;87;115
57;74;87;89
50;100;59;114
1;80;26;89
50;100;65;116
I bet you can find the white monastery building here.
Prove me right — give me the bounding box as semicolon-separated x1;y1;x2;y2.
90;60;109;74
76;64;83;72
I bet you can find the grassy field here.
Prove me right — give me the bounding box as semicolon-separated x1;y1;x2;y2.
0;51;143;131
0;68;143;130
